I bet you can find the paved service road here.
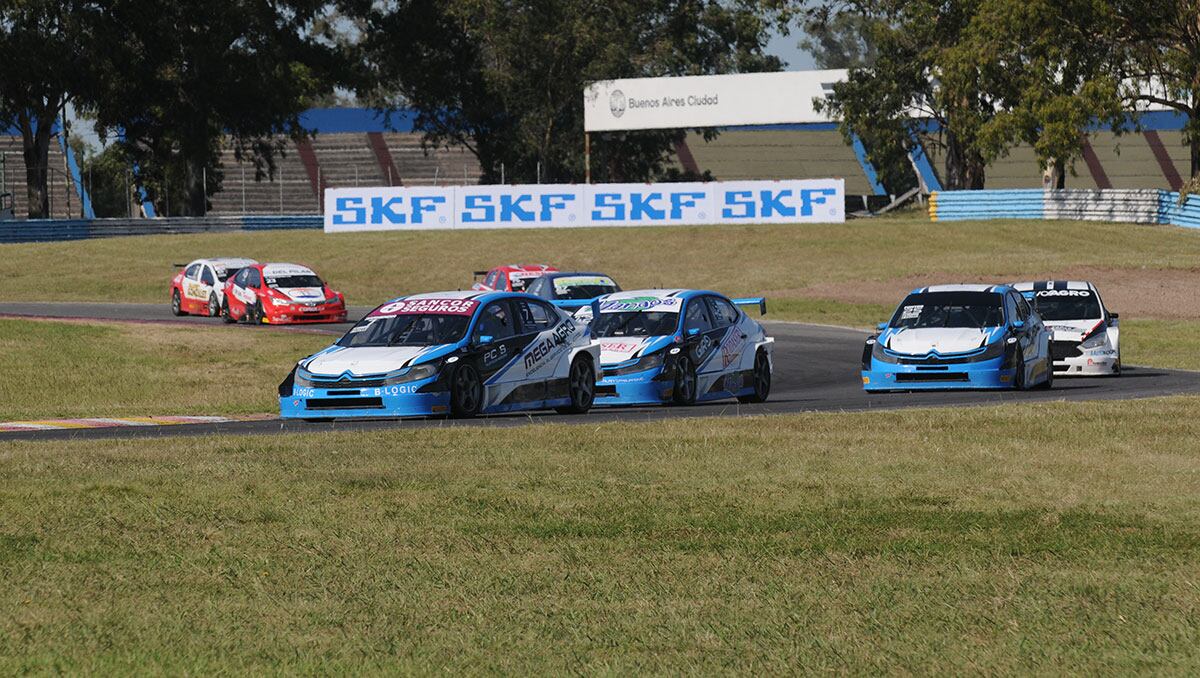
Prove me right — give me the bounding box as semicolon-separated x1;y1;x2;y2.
3;302;1200;441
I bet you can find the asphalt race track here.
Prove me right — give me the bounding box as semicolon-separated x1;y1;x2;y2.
4;301;1200;442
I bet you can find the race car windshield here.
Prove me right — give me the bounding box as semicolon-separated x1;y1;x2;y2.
338;314;471;347
555;279;619;300
889;292;1004;329
1031;294;1102;320
268;274;323;289
592;311;679;338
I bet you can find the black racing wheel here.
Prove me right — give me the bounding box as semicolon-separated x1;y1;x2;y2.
556;355;596;414
221;300;235;323
738;350;771;403
207;294;220;318
171;289;184;316
450;363;484;418
672;355;697;405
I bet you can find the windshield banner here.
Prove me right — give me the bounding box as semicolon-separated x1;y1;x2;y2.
371;298;480;317
325;179;844;232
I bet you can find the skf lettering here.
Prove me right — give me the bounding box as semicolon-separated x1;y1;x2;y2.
332;195;446;225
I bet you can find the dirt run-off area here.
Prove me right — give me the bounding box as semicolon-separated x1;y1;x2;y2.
788;266;1200;319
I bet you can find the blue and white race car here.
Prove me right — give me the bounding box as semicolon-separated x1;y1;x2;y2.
525;272;621;312
861;284;1054;391
591;289;774;406
279;291;601;419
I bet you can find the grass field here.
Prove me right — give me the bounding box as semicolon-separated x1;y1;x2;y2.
3;400;1199;673
3;216;1200;328
0;319;330;421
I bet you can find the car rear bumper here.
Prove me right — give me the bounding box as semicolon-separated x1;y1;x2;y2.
1053;353;1120;375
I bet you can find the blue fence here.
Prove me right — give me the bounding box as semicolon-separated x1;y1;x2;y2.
930;188;1200;229
0;215;321;244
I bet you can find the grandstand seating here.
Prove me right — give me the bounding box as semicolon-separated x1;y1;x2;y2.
0;137;84;219
204;131;484;215
676;129;876;195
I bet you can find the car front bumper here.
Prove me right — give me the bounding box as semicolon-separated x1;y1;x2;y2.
862;355;1017;391
594;366;674;405
264;303;348;324
280;379;449;419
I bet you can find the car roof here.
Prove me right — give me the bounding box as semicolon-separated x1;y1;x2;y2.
384;290;538;306
602;288;718;301
541;271;612;279
260;262;317;277
909;284;1013;294
497;264;557;273
193;257;257;269
1009;280;1097;292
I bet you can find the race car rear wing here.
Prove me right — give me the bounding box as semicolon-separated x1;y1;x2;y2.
731;297;767;315
472;270;488;279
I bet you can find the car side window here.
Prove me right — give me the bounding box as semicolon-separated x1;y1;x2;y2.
475;301;516;340
706;296;740;327
684;298;714;334
1004;293;1021;324
185;263;201;279
525;277;546;298
233;269;246;286
200;267;215;286
517;299;557;334
246;269;262;288
1015;294;1033;321
485;270;500;289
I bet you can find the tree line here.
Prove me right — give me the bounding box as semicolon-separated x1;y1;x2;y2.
1;0;1197;218
803;0;1200;193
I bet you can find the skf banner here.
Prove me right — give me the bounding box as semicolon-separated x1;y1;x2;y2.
324;179;844;232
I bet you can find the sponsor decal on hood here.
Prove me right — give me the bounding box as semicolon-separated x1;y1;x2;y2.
277;287;326;301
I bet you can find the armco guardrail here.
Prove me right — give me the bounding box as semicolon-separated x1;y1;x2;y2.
0;215;321;244
929;188;1200;228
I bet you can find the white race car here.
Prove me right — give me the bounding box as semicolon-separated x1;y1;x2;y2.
170;257;258;317
1012;281;1120;376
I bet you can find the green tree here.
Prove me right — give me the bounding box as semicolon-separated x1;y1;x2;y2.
799;11;878;69
814;0;1128;191
1111;0;1200;183
357;0;781;184
90;0;345;216
0;0;100;219
967;0;1125;188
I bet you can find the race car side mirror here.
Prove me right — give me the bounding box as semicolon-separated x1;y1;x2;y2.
876;322;887;331
1109;312;1119;321
1011;320;1026;330
687;327;700;336
476;334;494;345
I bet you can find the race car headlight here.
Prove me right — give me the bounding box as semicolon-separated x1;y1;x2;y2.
293;368;315;387
870;339;898;364
1080;331;1108;349
609;351;665;376
383;363;439;385
970;338;1008;362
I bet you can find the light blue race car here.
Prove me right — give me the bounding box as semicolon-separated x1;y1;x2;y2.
279;291;601;419
861;284;1054;391
590;289;774;406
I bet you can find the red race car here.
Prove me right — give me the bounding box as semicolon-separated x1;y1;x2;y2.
222;262;347;324
170;257;258;317
471;264;558;293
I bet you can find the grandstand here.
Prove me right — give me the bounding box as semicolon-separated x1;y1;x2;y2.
1;107;1194;220
0;135;85;219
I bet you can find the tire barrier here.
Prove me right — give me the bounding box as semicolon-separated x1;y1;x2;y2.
0;215;321;244
929;188;1200;228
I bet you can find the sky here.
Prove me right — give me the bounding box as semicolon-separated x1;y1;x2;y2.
765;27;820;71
